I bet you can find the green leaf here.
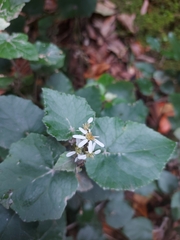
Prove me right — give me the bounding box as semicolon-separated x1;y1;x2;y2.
169;93;180;116
136;78;153;96
135;182;157;196
54;152;76;172
0;76;14;89
43;88;95;141
79;181;112;204
135;62;155;78
153;70;170;85
146;36;161;52
0;133;77;221
0;0;29;30
57;0;97;18
32;41;65;69
104;192;134;229
162;33;180;61
123;217;153;240
0;147;8;161
98;74;114;86
174;128;180;140
36;212;66;240
160;80;174;94
0;205;35;240
0;95;45;149
158;170;178;194
86;117;176;190
0;33;38;61
77;225;106;240
23;0;44;15
46;72;74;93
0;19;10;30
171;191;180;220
76;86;102;116
106;81;135;103
102;100;148;123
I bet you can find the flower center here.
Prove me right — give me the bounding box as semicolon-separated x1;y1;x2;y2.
86;132;95;141
75;146;82;154
83;123;90;131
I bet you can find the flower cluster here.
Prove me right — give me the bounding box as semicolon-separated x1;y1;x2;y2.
66;117;104;162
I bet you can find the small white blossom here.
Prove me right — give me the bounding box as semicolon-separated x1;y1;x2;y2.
87;141;101;157
66;150;86;162
73;128;104;149
67;117;104;161
66;139;86;162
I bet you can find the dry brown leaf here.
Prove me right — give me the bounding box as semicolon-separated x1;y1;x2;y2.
0;89;6;95
130;41;145;57
117;13;136;33
95;1;116;16
84;63;110;79
101;16;116;38
107;39;127;58
157;102;175;117
137;54;155;63
158;115;172;134
11;59;33;77
148;101;174;133
133;193;151;217
140;0;149;15
153;217;170;240
86;24;97;40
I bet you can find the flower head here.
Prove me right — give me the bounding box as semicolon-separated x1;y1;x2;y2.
86;141;101;158
73;117;104;149
66;139;86;162
66;117;104;162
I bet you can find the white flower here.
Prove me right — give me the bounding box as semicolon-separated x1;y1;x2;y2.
73;128;104;149
67;117;104;160
73;117;104;149
66;139;86;162
86;141;101;158
66;151;86;162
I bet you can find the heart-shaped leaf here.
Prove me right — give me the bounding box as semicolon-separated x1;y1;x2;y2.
86;117;176;190
0;95;45;149
0;133;77;221
43;88;95;141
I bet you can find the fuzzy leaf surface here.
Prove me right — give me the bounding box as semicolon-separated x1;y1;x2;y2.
33;41;65;68
0;95;45;149
43;88;95;140
76;86;102;116
0;133;77;221
0;205;35;240
86;117;176;190
54;152;76;172
0;33;38;60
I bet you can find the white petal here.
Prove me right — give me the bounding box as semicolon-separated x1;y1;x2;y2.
94;149;101;155
76;139;81;146
94;139;104;148
79;127;87;134
78;154;87;160
92;142;96;151
73;135;86;139
75;157;78;162
78;139;88;148
66;151;76;157
88;117;93;124
88;141;93;153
